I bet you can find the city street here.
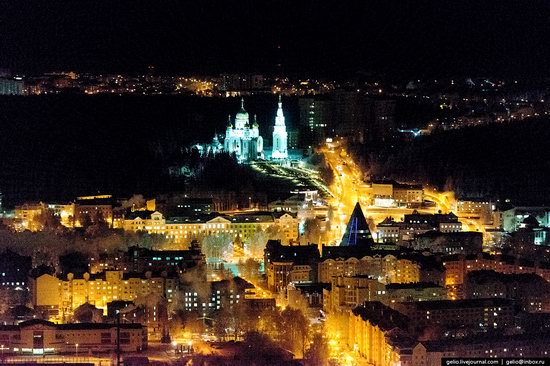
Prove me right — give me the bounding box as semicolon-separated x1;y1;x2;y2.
319;139;485;242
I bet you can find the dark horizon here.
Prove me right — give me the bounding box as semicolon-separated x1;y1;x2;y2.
1;0;550;79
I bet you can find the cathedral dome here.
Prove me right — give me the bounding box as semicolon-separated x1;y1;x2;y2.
236;98;249;120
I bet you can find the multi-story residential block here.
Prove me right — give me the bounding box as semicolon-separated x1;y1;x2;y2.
264;240;320;292
273;211;300;244
29;270;180;318
348;302;416;366
325;275;386;312
443;253;550;299
393;298;514;332
457;199;494;224
317;254;420;285
180;276;253;313
465;270;550;313
286;283;328;311
325;277;446;312
298;96;333;143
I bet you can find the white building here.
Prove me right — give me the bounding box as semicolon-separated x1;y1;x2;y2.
194;133;224;157
271;95;288;160
224;98;264;162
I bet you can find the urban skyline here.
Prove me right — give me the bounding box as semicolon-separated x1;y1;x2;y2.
1;1;550;78
1;1;550;365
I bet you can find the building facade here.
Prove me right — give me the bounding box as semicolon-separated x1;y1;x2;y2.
29;271;180;319
443;253;550;299
318;255;421;285
0;319;146;355
122;211;299;245
224;98;264;162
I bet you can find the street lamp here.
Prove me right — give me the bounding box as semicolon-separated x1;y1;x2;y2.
75;343;79;357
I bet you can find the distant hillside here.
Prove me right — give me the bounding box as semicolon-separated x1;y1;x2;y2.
367;118;550;204
0;94;299;207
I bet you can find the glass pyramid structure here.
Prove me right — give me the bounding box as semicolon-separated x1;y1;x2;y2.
340;202;374;247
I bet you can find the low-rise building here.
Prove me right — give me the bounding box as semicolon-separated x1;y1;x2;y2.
376;217;401;243
393;183;423;207
404;212;462;233
378;212;463;245
0;319;146;355
371;180;423;208
413;231;482;255
385;282;447;304
268;194;308;213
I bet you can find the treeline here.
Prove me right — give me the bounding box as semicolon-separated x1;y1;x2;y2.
361;117;550;204
0;94;298;207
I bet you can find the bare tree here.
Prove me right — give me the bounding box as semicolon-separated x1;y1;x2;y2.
244;227;269;258
280;307;309;358
302;218;321;244
201;232;232;260
305;333;329;366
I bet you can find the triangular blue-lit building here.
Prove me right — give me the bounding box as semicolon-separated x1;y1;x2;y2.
340;202;374;247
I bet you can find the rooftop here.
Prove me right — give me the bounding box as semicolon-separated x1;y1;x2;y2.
401;298;513;311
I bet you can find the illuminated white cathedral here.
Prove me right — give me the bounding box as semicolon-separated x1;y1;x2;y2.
271;95;288;160
224;98;264;162
223;97;288;163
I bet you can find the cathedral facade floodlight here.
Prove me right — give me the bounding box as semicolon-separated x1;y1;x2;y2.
224;98;264;162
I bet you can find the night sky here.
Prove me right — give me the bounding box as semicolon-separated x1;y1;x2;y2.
1;0;550;78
